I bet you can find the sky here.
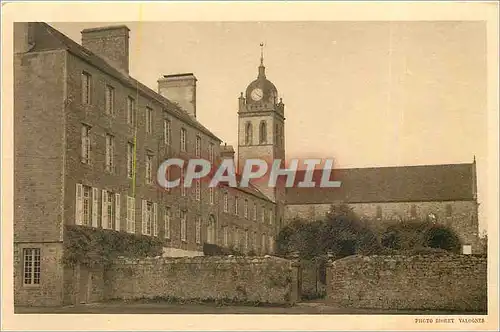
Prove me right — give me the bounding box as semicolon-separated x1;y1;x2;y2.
51;21;488;231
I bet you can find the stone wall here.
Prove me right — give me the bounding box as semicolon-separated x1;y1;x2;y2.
326;254;487;312
105;256;299;305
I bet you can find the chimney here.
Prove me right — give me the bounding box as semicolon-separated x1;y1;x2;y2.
158;73;197;118
14;22;35;53
81;25;130;74
220;144;235;164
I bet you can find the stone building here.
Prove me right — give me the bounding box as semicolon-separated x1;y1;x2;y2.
285;162;481;254
14;22;276;306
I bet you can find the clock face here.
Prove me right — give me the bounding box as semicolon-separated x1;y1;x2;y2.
251;88;263;101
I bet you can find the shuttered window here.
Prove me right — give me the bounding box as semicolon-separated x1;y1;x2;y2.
126;196;135;233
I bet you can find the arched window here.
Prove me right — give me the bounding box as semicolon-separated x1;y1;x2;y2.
259;121;267;144
207;214;216;244
275;124;279;146
245;122;252;145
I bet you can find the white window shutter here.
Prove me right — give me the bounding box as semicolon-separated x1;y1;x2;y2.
92;187;99;227
142;200;147;235
101;190;108;229
75;183;83;225
115;193;121;231
153;203;158;236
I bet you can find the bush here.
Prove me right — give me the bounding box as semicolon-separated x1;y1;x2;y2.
276;204;382;259
380;220;461;254
63;225;164;268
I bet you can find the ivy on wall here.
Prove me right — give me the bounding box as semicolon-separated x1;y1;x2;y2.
63;225;163;268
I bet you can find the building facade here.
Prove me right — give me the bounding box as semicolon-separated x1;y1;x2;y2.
285;163;481;254
14;22;277;306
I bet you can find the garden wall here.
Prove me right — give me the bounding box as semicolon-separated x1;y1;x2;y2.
105;256;300;305
326;254;487;312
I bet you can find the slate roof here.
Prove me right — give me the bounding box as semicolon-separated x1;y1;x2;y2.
286;163;476;204
32;22;220;142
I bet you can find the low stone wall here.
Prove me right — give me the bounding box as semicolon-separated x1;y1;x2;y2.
105;256;300;305
326;254;487;312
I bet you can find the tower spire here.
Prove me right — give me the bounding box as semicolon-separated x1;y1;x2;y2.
258;42;266;78
260;42;264;66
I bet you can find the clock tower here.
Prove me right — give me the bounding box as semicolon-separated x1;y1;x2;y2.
237;45;285;206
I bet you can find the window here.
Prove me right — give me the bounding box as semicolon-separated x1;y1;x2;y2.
253;231;257;251
23;248;41;285
144;106;153;134
244;199;248;219
164;207;171;239
446;204;453;217
261;233;266;254
209;187;215;205
127;96;136;127
146;154;153;184
462;244;472;255
223;226;228;247
259;121;267;144
164;119;171;145
244;230;249;252
127;142;135;178
142;200;156;236
81;72;91;105
208;143;215;163
245;122;252;145
196;216;201;244
376;206;382;219
195;180;201;201
180;210;187;242
234;196;239;215
81;125;91;164
261;206;265;223
165;166;171;193
180;128;187;152
126;196;135;233
268;235;274;253
275;124;279;146
101;190;115;229
105;85;114;115
82;185;92;226
207;215;216;244
180;167;186;197
410;204;417;218
253;203;257;221
105;134;114;173
223;192;228;212
233;227;239;248
269;208;273;225
195;136;201;157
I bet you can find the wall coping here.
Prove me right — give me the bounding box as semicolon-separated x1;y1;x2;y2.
328;254;486;266
113;255;292;265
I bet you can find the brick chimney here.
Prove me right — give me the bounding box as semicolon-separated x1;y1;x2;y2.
158;73;197;118
14;22;35;53
81;25;130;74
220;143;235;163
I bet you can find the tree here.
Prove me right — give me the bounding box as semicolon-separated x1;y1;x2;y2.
380;219;461;254
276;204;382;259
